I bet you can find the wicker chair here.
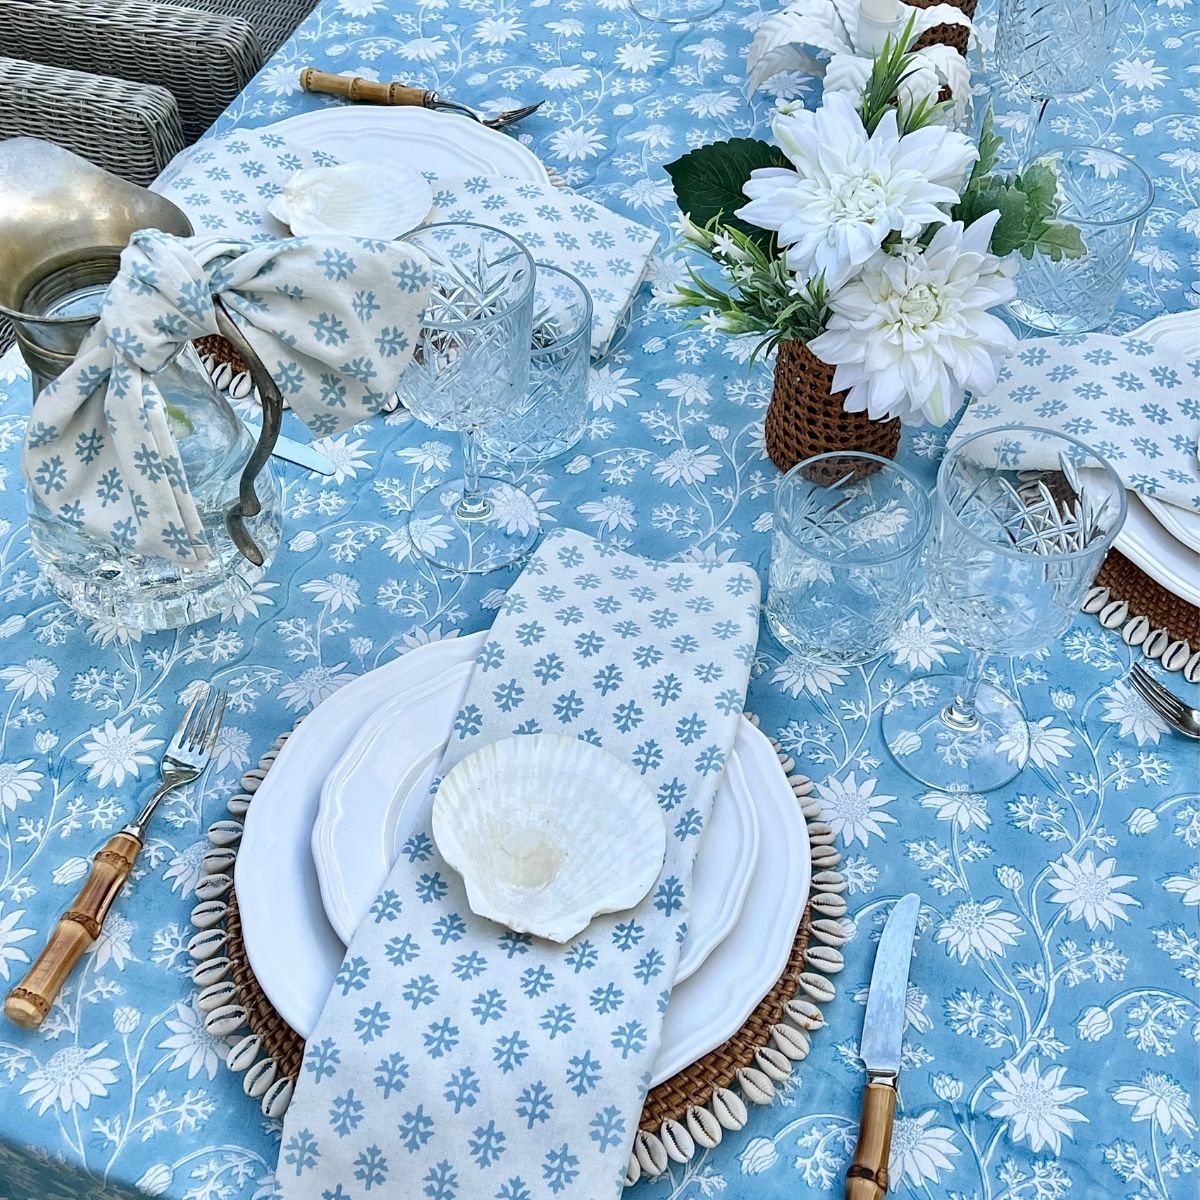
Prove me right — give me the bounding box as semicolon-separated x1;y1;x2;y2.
169;0;320;58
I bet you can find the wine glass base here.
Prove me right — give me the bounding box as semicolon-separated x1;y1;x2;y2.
409;477;538;574
629;0;722;21
882;674;1030;792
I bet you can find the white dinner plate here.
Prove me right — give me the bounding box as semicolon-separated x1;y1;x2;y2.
266;106;552;188
236;637;810;1086
1096;311;1200;605
312;633;761;984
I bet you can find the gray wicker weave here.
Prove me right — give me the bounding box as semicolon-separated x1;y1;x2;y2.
0;0;262;143
171;0;321;58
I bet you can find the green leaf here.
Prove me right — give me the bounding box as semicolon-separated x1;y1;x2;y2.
666;138;788;250
1028;220;1087;262
968;105;1002;190
955;179;1032;257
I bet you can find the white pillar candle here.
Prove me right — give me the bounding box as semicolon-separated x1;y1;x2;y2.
857;0;903;54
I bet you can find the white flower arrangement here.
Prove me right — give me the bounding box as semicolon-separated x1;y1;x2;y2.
667;25;1084;428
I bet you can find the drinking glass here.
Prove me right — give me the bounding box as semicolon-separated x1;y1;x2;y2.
630;0;722;24
1009;146;1153;333
883;426;1126;791
480;264;592;463
996;0;1130;163
766;453;931;666
397;223;536;574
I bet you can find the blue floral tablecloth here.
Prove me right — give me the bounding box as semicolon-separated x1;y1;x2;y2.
0;0;1197;1197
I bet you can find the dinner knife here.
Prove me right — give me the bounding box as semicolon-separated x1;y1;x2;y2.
244;423;335;476
845;892;920;1200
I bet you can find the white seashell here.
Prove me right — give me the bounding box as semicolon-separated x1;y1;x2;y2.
207;819;243;847
634;1130;668;1177
202;846;237;875
771;1022;810;1060
227;1034;262;1073
1099;599;1129;628
685;1105;722;1149
201;354;216;371
811;891;848;917
806;820;835;845
800;797;823;821
1162;640;1191;672
203;1004;246;1037
660;1119;695;1163
229;372;253;399
810;845;841;870
190;900;227;930
268;161;432;240
191;955;230;986
810;917;852;946
737;1066;775;1104
787;775;813;796
212;363;234;392
1082;586;1109;614
188;928;227;961
711;1087;747;1131
797;971;837;1003
1122;614;1151;646
197;980;238;1012
623;1156;641;1187
1144;629;1171;658
195;873;232;901
227;795;251;819
806;945;845;974
784;998;825;1030
754;1045;792;1081
811;870;847;895
244;1058;278;1098
432;735;666;943
262;1076;294;1119
1185;650;1200;685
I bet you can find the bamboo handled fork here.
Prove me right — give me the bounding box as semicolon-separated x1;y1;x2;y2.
4;686;227;1029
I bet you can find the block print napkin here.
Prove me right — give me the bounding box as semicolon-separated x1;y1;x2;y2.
278;528;760;1200
427;177;659;355
951;326;1200;512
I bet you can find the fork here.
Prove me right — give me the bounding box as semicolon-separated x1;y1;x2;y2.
4;686;227;1029
1128;663;1200;740
299;69;544;129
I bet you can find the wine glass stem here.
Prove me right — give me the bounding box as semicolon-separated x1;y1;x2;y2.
1021;95;1050;167
943;651;988;733
456;428;491;522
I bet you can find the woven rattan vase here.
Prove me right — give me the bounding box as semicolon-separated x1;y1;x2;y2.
911;0;977;55
765;340;901;472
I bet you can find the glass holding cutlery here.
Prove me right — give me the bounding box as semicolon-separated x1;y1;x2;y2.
481;263;592;463
995;0;1130;165
397;222;536;573
766;453;931;666
1009;146;1153;333
883;426;1126;791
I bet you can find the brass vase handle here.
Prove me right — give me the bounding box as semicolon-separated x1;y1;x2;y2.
299;68;433;108
4;833;142;1029
844;1080;896;1200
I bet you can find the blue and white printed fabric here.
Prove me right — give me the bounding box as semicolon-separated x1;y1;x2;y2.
278;527;760;1200
23;230;431;565
952;320;1200;510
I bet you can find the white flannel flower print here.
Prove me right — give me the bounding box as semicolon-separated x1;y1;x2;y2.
987;1060;1088;1154
278;529;759;1198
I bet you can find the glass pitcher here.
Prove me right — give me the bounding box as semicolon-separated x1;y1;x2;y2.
0;139;282;632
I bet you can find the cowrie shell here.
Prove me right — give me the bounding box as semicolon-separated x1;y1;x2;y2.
806;945;845;974
244;1058;278;1098
190;900;227;930
191;955;231;987
784;997;825;1030
188;929;227;960
737;1066;774;1104
202;847;237;875
212;362;234;391
660;1119;695;1163
811;917;852;946
811;891;848;918
1162;640;1190;672
811;870;847;895
1082;586;1109;613
197;980;237;1013
712;1087;747;1131
195;873;232;901
206;820;243;847
634;1130;668;1177
797;970;837;1003
1099;599;1129;628
230;372;253;399
203;1004;246;1037
623;1156;641;1187
771;1022;810;1060
686;1105;721;1149
1144;629;1171;658
755;1045;792;1081
262;1076;294;1119
1122;615;1151;646
227;1034;262;1073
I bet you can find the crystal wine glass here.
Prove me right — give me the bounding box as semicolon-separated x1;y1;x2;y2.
883;426;1126;791
396;223;536;574
629;0;722;26
995;0;1130;165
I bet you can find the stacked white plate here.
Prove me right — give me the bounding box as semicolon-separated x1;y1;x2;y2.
236;633;811;1086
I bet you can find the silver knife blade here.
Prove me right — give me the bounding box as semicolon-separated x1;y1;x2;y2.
859;892;920;1079
245;423;335;476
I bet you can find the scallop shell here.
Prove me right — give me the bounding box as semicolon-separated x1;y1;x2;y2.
267;161;433;240
432;735;666;943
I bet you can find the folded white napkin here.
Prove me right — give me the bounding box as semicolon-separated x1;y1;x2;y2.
951;325;1200;513
277;528;760;1200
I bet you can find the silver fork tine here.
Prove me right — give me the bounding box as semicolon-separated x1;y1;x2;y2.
201;691;228;753
176;688;206;749
1130;665;1189;723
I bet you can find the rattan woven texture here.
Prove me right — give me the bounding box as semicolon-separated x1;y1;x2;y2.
765;339;902;472
0;0;262;144
168;0;320;59
911;0;978;55
1096;549;1200;647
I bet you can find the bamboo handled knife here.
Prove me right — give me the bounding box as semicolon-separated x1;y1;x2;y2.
845;892;920;1200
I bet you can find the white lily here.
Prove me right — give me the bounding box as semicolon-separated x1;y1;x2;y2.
747;0;974;120
807;210;1018;426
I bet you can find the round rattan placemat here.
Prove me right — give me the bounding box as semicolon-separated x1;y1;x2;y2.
189;723;846;1184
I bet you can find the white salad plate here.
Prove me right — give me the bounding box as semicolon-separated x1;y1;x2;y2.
267;106;553;188
236;636;810;1086
312;633;761;984
1106;310;1200;603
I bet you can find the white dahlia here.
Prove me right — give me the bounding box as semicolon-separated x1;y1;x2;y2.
736;93;977;289
808;210;1017;425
